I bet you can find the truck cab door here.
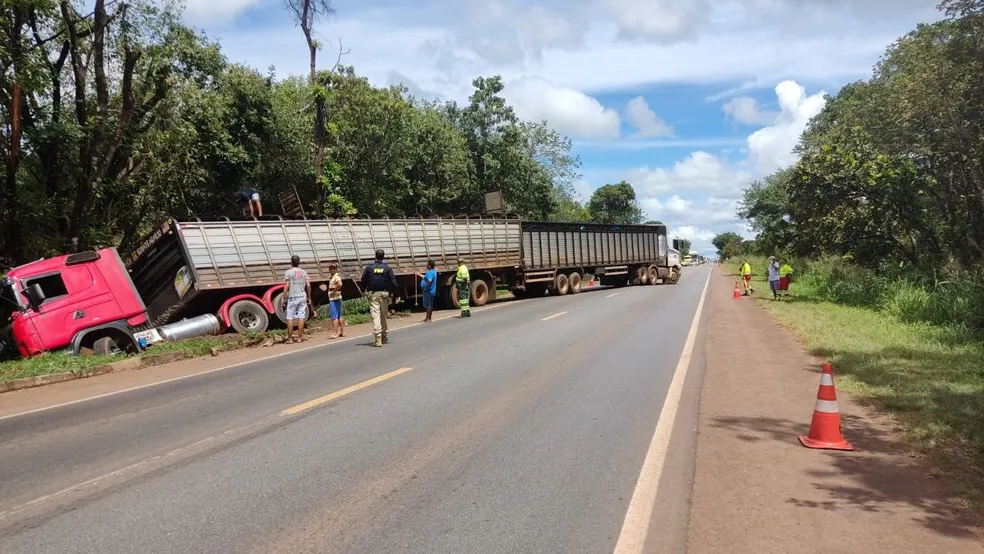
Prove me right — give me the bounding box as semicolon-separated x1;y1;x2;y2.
22;265;115;352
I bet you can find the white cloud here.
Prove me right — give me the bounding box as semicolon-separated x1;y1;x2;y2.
626;151;752;198
746;80;827;175
603;0;708;41
501;77;621;139
722;96;778;125
624;96;673;138
183;0;258;26
573;179;595;203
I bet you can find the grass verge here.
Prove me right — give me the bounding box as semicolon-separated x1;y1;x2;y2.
724;258;984;508
0;297;400;385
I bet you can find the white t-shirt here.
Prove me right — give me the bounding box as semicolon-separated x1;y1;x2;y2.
284;267;309;298
767;262;780;282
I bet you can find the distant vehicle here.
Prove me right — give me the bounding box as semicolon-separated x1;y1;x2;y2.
682;254;692;266
0;215;682;359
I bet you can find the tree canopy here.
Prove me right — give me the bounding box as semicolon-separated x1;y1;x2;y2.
0;0;586;267
587;181;644;225
736;1;984;271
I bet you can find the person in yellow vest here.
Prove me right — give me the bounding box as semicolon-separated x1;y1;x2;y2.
778;259;793;299
456;258;471;317
740;260;753;296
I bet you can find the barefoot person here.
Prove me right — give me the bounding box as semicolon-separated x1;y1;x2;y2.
283;255;310;343
327;263;344;339
416;260;438;323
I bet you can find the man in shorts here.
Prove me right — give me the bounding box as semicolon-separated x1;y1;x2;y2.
283;255;310;343
416;260;437;323
237;189;263;217
767;256;781;300
327;263;344;339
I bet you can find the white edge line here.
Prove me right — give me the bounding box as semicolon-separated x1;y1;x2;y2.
0;300;522;422
612;268;712;554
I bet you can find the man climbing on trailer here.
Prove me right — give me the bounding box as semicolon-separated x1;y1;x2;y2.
456;258;471;318
236;188;263;218
361;249;398;347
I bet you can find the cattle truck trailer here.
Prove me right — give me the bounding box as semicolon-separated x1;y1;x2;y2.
0;215;679;359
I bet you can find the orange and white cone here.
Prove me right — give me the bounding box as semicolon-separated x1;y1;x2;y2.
799;362;854;451
733;282;742;299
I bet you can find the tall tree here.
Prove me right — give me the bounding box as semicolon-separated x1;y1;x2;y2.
712;232;744;259
587;181;643;224
283;0;337;211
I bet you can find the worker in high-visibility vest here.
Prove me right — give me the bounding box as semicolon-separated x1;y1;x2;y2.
778;259;794;299
740;260;753;296
456;258;471;317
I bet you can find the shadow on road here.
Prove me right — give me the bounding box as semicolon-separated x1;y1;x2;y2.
709;413;981;540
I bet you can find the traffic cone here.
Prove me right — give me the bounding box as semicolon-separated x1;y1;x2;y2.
733;282;742;299
799;362;854;451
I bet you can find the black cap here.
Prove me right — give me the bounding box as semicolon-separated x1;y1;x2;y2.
290;255;300;266
375;249;385;261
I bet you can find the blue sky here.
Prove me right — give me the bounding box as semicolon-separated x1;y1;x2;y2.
181;0;941;254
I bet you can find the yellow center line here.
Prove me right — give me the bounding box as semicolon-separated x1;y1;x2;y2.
541;311;568;321
606;292;619;298
280;367;413;416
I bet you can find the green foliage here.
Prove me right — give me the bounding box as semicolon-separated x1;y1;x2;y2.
712;232;746;259
587;181;643;224
739;8;984;274
0;3;586;267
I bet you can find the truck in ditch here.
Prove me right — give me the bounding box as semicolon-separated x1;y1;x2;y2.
0;215;680;359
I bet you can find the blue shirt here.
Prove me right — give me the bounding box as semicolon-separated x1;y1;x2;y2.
421;269;437;295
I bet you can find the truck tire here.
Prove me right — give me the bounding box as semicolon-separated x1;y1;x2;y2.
553;273;570;295
92;335;136;356
272;292;288;324
229;299;269;333
470;279;490;307
648;266;659;285
569;272;582;294
446;284;460;309
635;267;649;285
667;268;680;284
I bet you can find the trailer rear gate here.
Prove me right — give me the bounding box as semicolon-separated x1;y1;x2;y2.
521;222;668;270
174;215;523;290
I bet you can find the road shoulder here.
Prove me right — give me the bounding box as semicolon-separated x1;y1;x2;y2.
0;312;433;419
687;266;984;553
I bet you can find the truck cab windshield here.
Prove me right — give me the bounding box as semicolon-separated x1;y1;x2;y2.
0;279;23;324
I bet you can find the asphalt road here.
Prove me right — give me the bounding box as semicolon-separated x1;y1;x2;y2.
0;265;711;554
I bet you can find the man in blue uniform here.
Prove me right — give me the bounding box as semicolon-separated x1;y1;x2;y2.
361;249;398;347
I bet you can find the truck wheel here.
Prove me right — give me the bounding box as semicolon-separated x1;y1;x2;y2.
93;335;135;356
470;279;490;307
272;292;288;324
553;273;570;295
668;268;680;284
635;267;649;285
648;266;659;285
229;300;269;333
446;285;461;309
569;272;582;294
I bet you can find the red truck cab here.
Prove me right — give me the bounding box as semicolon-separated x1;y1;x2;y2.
0;248;148;358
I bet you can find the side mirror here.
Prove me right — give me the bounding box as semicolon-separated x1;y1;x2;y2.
24;284;45;312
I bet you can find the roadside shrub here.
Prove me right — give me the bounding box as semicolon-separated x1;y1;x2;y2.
768;257;984;332
801;258;888;308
